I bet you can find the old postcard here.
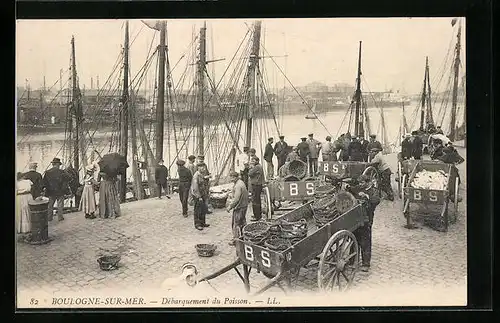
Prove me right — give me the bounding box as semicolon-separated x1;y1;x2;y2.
15;18;467;308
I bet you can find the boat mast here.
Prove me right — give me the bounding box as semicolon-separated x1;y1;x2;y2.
354;41;362;138
419;57;428;131
449;22;462;141
71;36;80;172
119;21;130;202
425;57;434;125
155;21;167;162
245;21;262;148
197;22;207;156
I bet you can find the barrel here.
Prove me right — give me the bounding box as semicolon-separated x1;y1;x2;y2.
28;199;50;244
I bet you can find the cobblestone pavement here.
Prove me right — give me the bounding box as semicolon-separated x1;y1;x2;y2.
16;150;467;305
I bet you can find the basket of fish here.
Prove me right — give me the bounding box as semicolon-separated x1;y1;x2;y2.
264;236;292;251
242;221;271;245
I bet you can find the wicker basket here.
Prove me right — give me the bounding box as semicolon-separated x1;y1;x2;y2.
195;244;217;257
210;196;228;209
242;221;270;238
288;160;307;179
97;255;121;271
264;236;292;251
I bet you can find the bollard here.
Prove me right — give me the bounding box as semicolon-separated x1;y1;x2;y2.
28;199;51;245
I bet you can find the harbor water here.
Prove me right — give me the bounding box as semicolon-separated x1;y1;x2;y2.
16;102;463;178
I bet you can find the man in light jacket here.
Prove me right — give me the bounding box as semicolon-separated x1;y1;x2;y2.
306;133;321;175
248;156;264;221
321;136;335;162
190;163;210;230
226;172;249;246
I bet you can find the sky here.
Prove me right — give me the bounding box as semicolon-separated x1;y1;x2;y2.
16;18;465;95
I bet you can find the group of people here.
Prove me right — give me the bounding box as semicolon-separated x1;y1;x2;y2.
261;133;386;178
16;157;126;236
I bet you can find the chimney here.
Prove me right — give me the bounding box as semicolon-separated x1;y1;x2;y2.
96;75;99;90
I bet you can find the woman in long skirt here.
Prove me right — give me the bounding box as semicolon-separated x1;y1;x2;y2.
80;167;98;219
98;172;121;218
16;172;33;234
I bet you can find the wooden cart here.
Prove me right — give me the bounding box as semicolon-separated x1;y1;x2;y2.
396;159;420;198
402;160;460;231
318;161;380;194
198;191;367;295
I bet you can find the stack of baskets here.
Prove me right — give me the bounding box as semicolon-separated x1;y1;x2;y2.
242;221;271;245
312;195;341;228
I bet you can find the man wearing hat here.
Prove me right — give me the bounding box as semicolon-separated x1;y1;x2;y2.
42;158;71;221
359;136;369;162
190;162;210;230
411;130;424;160
286;146;300;163
226;171;249;246
348;136;364;162
306;133;321;175
367;134;383;155
236;147;250;189
155;158;170;199
186;155;197;175
297;137;310;163
321;136;335;162
435;126;444;135
368;148;394;201
177;159;193;217
400;133;413;160
273;135;288;170
248;156;264;221
22;162;43;199
347;174;381;271
263;137;275;180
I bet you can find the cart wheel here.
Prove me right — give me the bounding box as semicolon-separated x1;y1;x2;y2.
397;162;402;195
318;230;359;292
362;166;380;197
261;187;272;220
401;174;407;206
452;177;459;223
334;191;357;214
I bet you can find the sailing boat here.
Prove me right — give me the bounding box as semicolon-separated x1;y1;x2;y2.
305;101;318;119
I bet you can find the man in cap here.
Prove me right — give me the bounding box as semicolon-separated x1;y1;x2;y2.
197;155;213;213
430;139;445;160
411;130;424;160
236;147;250;189
274;135;288;170
339;133;352;161
359;136;370;162
43;157;71;221
368;148;394;201
347;174;381;271
190;162;210;230
155;158;170;199
226;171;249;246
22;162;43;199
177;159;193;217
321;136;336;162
297;137;310;163
348;136;364;162
435;126;444;135
248;156;264;221
186;155;197;175
367;134;383;156
263;137;275;180
401;133;413;160
306;133;321;175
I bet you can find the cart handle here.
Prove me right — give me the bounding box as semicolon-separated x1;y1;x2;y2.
198;259;241;282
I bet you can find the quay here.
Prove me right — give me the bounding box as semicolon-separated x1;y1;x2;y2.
16;148;467;304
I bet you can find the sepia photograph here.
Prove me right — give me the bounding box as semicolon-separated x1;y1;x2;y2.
16;18;467;308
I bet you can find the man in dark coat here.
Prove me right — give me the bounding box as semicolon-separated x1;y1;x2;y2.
367;134;383;157
411;130;424;160
22;162;43;199
248;156;264;221
155;159;170;199
263;137;275;180
431;139;445;160
401;134;413;160
274;136;288;170
190;162;210;230
348;136;364;162
348;174;381;272
65;164;81;208
43;158;71;221
177;159;192;217
297;137;310;163
359;137;370;162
